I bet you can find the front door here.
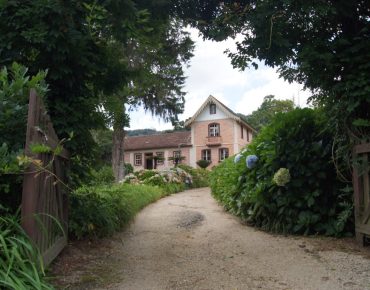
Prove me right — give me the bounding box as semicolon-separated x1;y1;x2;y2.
145;153;153;169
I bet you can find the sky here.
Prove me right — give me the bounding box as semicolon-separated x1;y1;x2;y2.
127;29;311;130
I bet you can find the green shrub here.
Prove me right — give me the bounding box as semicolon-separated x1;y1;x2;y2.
69;183;165;239
124;163;134;175
0;63;48;213
196;159;211;169
177;164;209;188
161;183;186;195
210;108;352;236
90;166;115;185
135;169;157;180
0;215;53;289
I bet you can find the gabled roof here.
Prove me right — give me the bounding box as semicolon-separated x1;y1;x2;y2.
124;131;191;151
184;95;256;132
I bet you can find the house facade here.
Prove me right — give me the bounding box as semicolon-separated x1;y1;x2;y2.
123;95;255;170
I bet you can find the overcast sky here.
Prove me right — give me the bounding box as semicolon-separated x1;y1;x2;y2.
127;29;311;130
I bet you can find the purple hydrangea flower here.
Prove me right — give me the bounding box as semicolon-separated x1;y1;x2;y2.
246;155;258;169
234;154;242;164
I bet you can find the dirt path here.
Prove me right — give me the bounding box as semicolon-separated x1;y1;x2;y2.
52;188;370;289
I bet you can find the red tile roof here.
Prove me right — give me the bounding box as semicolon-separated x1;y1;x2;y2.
124;131;191;151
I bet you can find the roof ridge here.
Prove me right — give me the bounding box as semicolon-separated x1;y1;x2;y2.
125;130;189;138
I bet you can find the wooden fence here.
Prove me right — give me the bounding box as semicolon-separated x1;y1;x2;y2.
353;142;370;245
21;89;69;266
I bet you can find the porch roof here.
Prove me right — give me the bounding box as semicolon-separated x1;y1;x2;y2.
124;131;191;151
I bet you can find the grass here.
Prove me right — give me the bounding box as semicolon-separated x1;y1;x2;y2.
0;215;53;290
69;183;183;240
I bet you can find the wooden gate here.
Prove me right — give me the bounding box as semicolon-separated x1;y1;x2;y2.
353;142;370;245
21;89;69;266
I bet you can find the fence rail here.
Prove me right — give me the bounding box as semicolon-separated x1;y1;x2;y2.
353;142;370;245
21;89;69;266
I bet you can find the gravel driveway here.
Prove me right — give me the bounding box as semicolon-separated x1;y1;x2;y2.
52;188;370;290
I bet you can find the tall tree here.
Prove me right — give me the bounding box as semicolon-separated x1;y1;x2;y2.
175;0;370;176
108;19;194;181
0;0;142;182
240;95;295;131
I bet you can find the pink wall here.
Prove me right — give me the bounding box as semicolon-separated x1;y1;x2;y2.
192;118;236;167
124;147;191;171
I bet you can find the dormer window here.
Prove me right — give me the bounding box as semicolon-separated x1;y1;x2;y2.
210;103;216;114
209;123;220;137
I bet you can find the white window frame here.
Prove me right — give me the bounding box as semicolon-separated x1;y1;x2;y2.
156;152;164;165
209;123;220;137
202;149;211;161
219;148;229;161
134;153;142;166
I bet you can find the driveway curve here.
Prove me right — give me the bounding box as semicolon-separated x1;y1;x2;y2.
54;188;370;290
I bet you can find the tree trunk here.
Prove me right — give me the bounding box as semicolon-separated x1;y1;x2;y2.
112;128;125;182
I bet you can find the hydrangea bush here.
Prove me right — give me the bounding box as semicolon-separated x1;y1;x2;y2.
123;167;192;187
273;168;291;186
210;108;353;236
246;155;258;169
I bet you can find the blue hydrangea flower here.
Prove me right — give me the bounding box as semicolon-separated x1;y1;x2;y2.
234;154;242;164
246;155;258;169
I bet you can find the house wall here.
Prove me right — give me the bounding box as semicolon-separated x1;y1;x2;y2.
191;118;235;167
124;147;191;171
196;105;228;121
123;97;255;170
236;123;253;151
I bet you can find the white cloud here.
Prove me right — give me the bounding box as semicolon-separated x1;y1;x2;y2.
128;28;312;131
236;68;311;115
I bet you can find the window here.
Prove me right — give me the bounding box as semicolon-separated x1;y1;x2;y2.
241;126;244;139
173;150;181;164
134;153;142;166
202;149;211;161
210;103;216;114
247;129;250;142
156;152;164;165
219;148;229;161
208;123;220;137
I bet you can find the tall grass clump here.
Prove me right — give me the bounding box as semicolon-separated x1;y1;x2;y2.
69;183;165;239
0;215;53;289
210;108;353;236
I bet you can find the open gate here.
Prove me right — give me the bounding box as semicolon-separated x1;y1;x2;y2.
21;89;69;266
353;142;370;245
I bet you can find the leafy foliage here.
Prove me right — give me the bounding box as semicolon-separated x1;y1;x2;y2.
90;166;115;186
124;163;134;175
196;159;211;169
69;183;165;239
177;1;370;181
0;63;48;213
239;95;295;131
70;164;210;239
91;129;113;168
0;215;53;289
125;168;190;188
210;108;353;236
177;164;209;188
1;1;176;184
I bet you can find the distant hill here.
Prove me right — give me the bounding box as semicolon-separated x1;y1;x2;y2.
126;129;158;136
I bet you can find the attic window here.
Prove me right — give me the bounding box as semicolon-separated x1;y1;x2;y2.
210;103;216;114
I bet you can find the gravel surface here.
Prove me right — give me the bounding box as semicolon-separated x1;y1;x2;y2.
51;188;370;290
